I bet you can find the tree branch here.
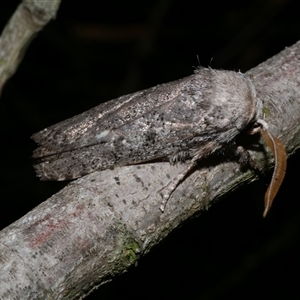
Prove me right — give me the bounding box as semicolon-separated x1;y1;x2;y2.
0;0;61;94
0;2;300;296
0;40;299;298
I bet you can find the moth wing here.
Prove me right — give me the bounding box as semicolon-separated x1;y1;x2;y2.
32;69;254;180
32;77;190;157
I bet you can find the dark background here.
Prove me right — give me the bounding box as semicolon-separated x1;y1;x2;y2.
1;0;300;299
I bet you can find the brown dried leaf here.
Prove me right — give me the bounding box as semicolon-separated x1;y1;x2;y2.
260;129;287;217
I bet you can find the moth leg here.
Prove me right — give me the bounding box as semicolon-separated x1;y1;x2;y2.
159;160;198;212
235;145;262;172
236;146;250;167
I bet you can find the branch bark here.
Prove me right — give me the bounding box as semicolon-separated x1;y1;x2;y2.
0;0;61;94
1;3;300;298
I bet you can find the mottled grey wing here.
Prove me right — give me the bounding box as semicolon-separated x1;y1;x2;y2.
32;76;191;157
32;69;256;180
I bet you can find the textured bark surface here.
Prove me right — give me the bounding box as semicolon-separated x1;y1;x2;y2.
0;40;299;298
1;2;300;298
0;0;60;93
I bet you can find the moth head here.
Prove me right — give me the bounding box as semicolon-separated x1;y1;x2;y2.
238;73;262;131
248;78;263;126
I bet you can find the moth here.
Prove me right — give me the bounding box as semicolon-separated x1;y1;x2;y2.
32;68;286;216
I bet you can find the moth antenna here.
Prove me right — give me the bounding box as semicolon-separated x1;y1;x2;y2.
196;55;201;67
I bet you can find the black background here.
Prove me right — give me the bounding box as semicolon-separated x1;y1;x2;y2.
1;1;300;299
